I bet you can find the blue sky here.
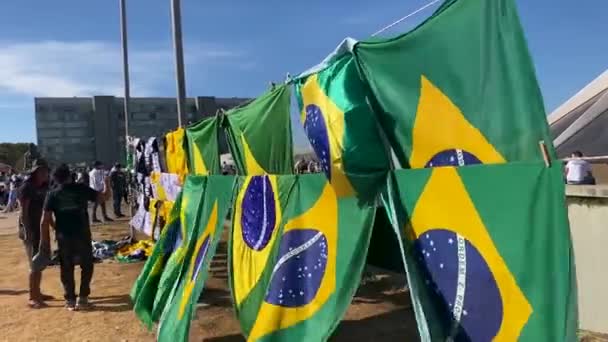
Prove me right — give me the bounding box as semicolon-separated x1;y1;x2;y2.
0;0;606;143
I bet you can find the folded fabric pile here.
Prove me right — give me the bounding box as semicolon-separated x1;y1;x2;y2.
115;240;155;263
91;238;132;262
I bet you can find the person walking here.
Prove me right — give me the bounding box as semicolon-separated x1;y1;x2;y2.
88;162;112;223
3;173;21;213
17;159;51;309
40;164;108;311
109;163;126;218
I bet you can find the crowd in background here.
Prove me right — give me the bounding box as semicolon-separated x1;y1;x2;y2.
0;172;26;212
295;158;322;174
1;161;131;219
218;158;322;175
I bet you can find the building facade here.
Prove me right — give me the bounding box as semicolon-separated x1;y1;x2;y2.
35;96;249;166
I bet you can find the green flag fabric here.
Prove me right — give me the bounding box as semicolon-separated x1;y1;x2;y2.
185;117;221;175
132;191;184;327
223;85;294;175
354;0;554;168
158;175;236;341
230;174;376;341
295;53;390;200
148;176;208;325
384;163;577;341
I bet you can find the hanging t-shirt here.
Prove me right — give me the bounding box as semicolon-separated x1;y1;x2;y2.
165;128;189;177
130;194;146;232
144;137;162;173
150;172;182;202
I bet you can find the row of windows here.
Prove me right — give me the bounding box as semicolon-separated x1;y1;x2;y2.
37;99;247;116
37;105;92;113
37;112;92;121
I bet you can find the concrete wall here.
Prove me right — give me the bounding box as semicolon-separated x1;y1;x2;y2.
591;163;608;184
566;185;608;333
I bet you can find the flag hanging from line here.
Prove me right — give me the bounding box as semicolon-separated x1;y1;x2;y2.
230;174;376;341
148;176;208;326
157;175;236;341
295;53;390;200
384;163;577;341
223;85;294;175
185;117;221;175
132;191;184;328
354;0;555;168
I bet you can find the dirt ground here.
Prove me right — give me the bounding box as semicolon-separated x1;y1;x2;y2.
0;210;417;342
2;210;607;342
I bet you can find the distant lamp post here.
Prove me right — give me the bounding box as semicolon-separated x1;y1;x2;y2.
171;0;187;127
119;0;131;158
119;0;136;241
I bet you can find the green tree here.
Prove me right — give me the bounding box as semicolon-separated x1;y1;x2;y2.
0;143;33;171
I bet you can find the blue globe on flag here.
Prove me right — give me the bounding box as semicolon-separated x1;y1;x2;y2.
304;104;332;179
425;149;481;168
414;229;503;341
241;176;277;251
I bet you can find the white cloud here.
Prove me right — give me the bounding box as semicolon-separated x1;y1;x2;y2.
0;40;247;98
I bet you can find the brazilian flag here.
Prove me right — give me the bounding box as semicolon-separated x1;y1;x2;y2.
223;85;294;175
147;175;209;325
131;191;184;327
229;174;376;341
354;0;555;168
157;175;236;341
384;163;577;341
295;53;390;199
185;117;221;175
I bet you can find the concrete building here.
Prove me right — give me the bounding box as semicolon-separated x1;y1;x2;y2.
35;96;249;166
549;69;608;158
549;69;608;183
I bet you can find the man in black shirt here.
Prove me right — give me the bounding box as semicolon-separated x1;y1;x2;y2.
17;159;50;309
109;163;127;218
41;164;107;311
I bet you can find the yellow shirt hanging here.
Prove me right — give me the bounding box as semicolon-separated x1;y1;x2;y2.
165;128;189;176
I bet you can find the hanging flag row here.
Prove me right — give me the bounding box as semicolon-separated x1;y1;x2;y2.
130;0;577;341
131;166;575;341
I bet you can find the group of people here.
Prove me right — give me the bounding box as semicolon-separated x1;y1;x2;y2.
67;162;130;221
16;159;126;311
294;158;322;174
1;172;25;212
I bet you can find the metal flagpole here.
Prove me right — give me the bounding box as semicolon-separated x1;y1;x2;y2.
120;0;131;145
171;0;186;127
120;0;136;241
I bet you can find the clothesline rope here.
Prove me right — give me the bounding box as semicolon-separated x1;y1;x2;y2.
371;0;442;37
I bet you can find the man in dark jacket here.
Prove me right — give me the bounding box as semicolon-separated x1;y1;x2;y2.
17;159;51;309
41;164;107;311
110;163;127;218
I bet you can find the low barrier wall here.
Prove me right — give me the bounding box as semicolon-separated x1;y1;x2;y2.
566;185;608;333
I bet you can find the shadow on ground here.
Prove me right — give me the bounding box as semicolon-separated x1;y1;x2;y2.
0;289;28;296
85;294;133;313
